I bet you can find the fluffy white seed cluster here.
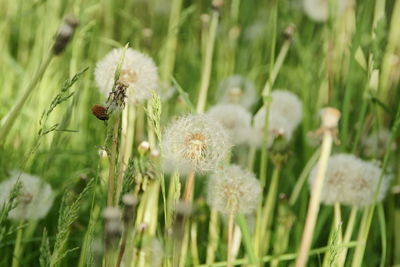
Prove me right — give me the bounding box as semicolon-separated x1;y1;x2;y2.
362;128;395;158
303;0;353;22
95;48;159;104
308;153;391;207
206;103;252;145
206;165;261;215
0;171;54;221
162;114;232;174
216;75;257;109
252;90;303;147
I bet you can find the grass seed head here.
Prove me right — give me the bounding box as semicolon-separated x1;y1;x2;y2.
206;165;261;215
95;48;159;104
0;171;54;221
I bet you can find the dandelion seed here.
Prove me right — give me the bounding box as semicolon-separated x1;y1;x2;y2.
162;114;231;174
303;0;353;22
95;48;159;104
308;153;391;207
216;75;257;109
252;90;303;147
206;103;252;145
206;165;261;215
0;171;54;221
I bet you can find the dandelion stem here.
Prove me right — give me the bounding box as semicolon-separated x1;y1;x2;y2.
196;9;219;113
184;170;195;202
227;212;235;267
11;220;25;267
0;53;53;146
295;130;334;267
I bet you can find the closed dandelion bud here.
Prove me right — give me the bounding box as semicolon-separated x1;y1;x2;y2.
122;194;138;225
103;207;123;249
95;48;159;104
0;171;54;221
308;153;392;207
216;75;257;109
303;0;353;22
252;90;303;147
150;149;160;160
206;103;252;145
52;15;79;55
162;114;232;174
200;14;211;27
138;141;150;155
206;165;261;215
212;0;224;10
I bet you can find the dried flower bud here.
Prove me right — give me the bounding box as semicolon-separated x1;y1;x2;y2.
283;24;295;40
91;104;109;121
320;107;341;129
52;15;79;55
200;14;211;26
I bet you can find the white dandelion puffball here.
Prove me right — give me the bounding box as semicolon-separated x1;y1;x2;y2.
206;165;261;215
362;128;395;158
0;171;54;220
303;0;353;22
216;75;257;109
162;114;232;174
206;103;252;145
95;48;159;104
252;89;303;147
308;153;391;207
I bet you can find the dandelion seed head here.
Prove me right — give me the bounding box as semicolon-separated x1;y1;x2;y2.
162;114;232;174
252;90;303;147
303;0;353;22
206;103;252;145
216;75;257;109
0;171;54;221
308;153;391;206
206;165;261;215
95;48;159;104
362;128;395;158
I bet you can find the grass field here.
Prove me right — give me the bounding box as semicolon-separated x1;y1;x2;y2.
0;0;400;266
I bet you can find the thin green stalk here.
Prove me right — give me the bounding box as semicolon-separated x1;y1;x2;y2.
195;242;358;267
236;215;257;265
322;203;342;267
338;206;358;267
259;160;282;254
289;148;320;206
107;115;120;207
160;0;183;84
196;10;219;113
206;210;220;265
377;204;387;267
0;53;53;146
11;220;25;267
351;103;400;267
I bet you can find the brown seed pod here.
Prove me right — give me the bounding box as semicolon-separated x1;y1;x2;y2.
91;104;109;120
